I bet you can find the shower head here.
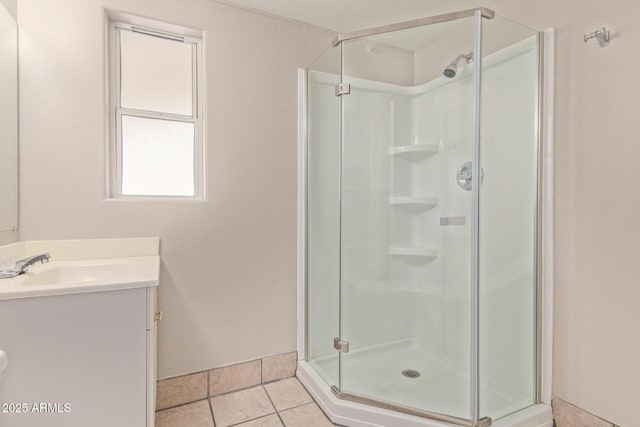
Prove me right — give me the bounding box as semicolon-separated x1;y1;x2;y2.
443;62;458;78
443;52;473;78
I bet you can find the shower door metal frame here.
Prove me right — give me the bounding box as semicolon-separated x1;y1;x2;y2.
332;7;495;46
299;24;555;427
469;9;483;426
331;8;492;427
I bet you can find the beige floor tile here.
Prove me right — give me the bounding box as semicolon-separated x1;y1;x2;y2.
210;359;261;396
279;402;333;427
235;413;284;427
262;352;297;383
210;386;276;427
155;400;214;427
156;371;208;410
553;397;613;427
264;378;313;411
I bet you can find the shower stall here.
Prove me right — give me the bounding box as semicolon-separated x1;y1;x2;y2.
298;8;553;427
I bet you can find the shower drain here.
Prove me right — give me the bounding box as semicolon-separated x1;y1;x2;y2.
401;369;421;379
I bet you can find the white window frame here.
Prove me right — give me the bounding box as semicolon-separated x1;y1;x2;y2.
108;19;204;199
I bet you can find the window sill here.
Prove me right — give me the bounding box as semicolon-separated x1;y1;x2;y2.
104;196;207;203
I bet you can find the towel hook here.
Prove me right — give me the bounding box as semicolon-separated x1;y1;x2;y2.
583;27;609;48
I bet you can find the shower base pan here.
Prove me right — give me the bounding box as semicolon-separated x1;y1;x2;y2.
297;340;553;427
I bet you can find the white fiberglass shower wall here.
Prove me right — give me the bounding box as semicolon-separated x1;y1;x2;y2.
304;9;548;427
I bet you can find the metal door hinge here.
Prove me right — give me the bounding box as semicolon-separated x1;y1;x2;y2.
333;337;350;353
335;83;351;96
154;311;163;322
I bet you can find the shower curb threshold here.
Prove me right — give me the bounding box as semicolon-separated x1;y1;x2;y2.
297;362;553;427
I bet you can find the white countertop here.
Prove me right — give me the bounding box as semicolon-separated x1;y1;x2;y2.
0;256;159;300
0;238;160;300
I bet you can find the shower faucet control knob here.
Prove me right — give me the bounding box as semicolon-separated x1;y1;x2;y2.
456;162;484;191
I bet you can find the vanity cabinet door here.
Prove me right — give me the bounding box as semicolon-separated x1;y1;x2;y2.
0;288;147;427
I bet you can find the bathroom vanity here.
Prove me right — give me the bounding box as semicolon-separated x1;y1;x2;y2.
0;238;159;427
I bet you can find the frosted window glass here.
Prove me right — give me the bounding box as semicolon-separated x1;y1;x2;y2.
121;115;195;196
120;30;193;116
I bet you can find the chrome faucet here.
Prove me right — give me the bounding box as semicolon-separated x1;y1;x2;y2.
0;253;51;279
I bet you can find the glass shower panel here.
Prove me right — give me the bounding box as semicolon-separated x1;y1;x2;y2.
479;17;540;419
338;17;478;419
306;46;341;388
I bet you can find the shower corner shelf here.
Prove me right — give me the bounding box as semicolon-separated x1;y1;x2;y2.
388;144;439;160
389;196;438;209
388;246;438;260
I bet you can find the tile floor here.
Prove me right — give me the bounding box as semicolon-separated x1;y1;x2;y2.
156;377;337;427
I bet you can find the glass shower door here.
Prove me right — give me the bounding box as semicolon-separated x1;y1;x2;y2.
305;7;541;425
306;45;342;389
478;17;541;419
336;13;484;423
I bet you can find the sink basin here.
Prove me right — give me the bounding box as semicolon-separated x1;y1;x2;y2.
0;256;159;300
22;260;137;286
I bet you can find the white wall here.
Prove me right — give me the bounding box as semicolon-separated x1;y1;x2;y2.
490;1;640;425
0;0;15;19
342;39;415;87
17;0;333;378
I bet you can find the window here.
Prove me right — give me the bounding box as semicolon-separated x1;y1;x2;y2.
109;18;203;198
